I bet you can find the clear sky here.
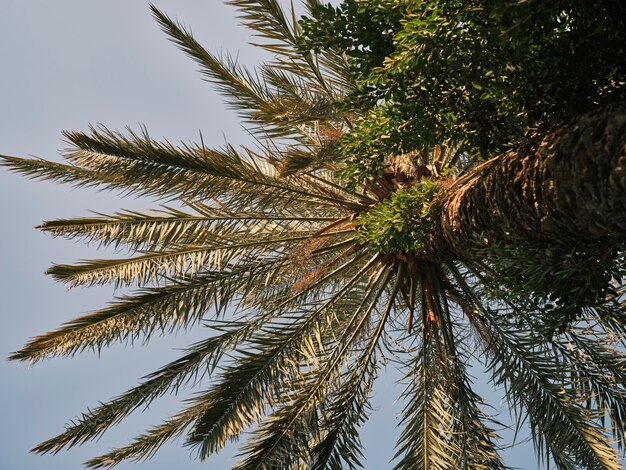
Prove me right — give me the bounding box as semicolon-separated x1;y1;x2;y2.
1;2;541;469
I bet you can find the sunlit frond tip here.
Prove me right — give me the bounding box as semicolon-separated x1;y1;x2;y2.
5;1;626;469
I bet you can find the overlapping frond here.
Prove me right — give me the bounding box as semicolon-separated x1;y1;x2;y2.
449;375;506;470
32;330;239;454
394;336;459;470
232;264;395;469
308;265;403;470
45;228;344;288
560;332;626;452
226;0;352;97
82;255;378;468
457;297;621;468
151;4;347;144
6;1;626;469
394;320;505;470
187;256;380;460
9;259;283;362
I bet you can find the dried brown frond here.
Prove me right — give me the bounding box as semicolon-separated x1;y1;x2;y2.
290;245;357;294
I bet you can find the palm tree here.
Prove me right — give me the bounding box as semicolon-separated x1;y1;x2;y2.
3;1;626;469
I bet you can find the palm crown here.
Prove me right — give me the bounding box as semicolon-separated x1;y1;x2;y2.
3;1;626;469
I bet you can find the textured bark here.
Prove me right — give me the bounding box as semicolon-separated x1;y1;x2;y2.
427;101;626;260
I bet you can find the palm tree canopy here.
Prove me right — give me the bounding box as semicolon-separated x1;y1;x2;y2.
3;1;626;469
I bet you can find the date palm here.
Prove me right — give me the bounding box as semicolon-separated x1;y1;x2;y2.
3;1;626;469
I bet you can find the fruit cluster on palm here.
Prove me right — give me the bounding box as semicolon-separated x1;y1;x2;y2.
3;1;626;469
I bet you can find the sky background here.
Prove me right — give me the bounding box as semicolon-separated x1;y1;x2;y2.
1;2;539;469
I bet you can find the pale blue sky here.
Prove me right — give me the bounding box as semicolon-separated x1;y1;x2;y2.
1;2;540;469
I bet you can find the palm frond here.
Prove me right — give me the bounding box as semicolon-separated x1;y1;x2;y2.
39;208;215;250
151;6;273;118
232;265;392;469
393;339;460;470
45;228;340;288
186;255;380;460
226;0;298;54
563;332;626;452
37;206;335;250
32;330;240;454
84;402;205;469
446;360;506;469
65;126;353;208
471;309;620;469
151;5;342;140
10;259;284;362
308;264;403;470
12;232;366;363
464;261;626;461
227;0;350;97
4;126;356;210
84;255;379;468
0;155;150;195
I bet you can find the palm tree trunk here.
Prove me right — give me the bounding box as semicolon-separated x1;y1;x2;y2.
429;101;626;259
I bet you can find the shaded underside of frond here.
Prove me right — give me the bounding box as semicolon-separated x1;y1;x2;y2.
446;262;624;469
472;311;620;469
230;265;394;469
31;330;240;454
5;2;626;470
82;255;381;468
394;341;459;470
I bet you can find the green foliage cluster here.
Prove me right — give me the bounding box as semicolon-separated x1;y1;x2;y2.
356;180;439;254
301;0;626;160
298;0;405;85
487;239;626;334
5;1;626;468
336;105;424;189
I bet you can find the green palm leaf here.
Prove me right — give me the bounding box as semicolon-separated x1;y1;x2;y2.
5;1;626;469
31;330;239;454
